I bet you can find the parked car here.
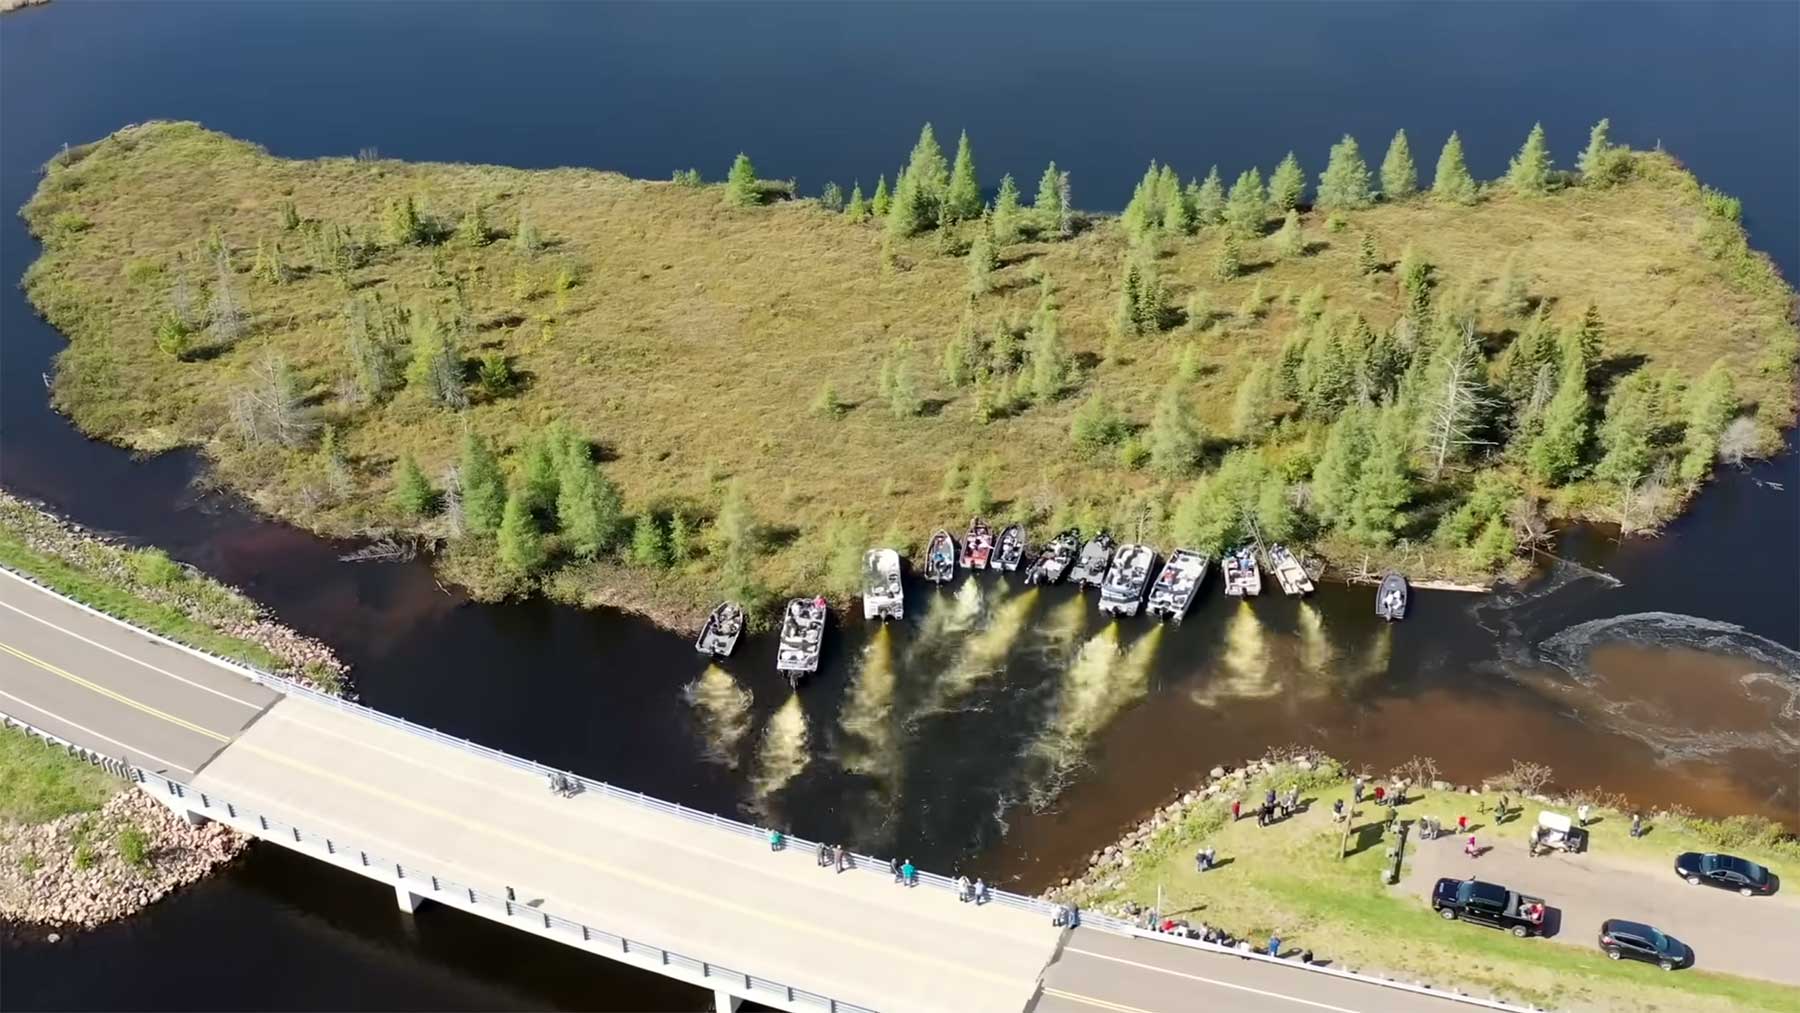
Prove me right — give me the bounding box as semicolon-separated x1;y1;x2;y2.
1598;918;1688;970
1431;878;1547;938
1674;852;1777;896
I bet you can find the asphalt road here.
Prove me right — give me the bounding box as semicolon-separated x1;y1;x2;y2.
1033;927;1491;1013
0;568;278;777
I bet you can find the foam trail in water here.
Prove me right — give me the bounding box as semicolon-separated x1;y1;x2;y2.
929;586;1040;707
1024;623;1165;809
750;693;811;820
905;577;988;667
1031;593;1090;662
837;625;898;779
1297;601;1334;675
1191;602;1277;707
683;665;753;769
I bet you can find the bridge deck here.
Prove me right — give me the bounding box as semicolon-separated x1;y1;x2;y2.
192;693;1060;1013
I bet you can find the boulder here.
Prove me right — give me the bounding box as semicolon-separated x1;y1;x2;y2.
1209;766;1226;780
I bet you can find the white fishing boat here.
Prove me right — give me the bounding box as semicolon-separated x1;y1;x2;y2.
862;548;903;621
776;596;827;686
1026;529;1080;585
1222;546;1262;597
1145;549;1209;622
924;529;957;584
693;601;744;658
1098;543;1157;617
1069;532;1116;589
1267;544;1314;596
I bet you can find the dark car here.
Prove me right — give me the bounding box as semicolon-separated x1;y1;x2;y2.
1599;918;1687;970
1674;852;1776;897
1431;877;1547;938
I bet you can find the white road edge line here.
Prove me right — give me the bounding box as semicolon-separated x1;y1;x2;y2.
1063;946;1367;1013
0;687;196;776
0;595;267;710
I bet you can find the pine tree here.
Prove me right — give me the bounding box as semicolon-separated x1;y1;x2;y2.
1027;280;1071;402
279;200;301;232
629;513;669;567
962;464;994;515
1113;258;1146;337
1506;122;1554;196
992;173;1022;241
558;462;623;559
497;488;545;575
1296;284;1327;322
1224;168;1268;237
966;215;998;297
1311;407;1372;527
459;431;506;535
726;153;760;207
383;196;422;247
1300;325;1354;417
887;350;921;418
1432;132;1479;205
668;511;694;564
1316;135;1374;210
1034;161;1063;217
1269;152;1306;212
1232;362;1275;440
1149;382;1204;476
871;175;891;218
1528;338;1592;485
1357;233;1381;276
1350;407;1415;544
456;200;489;247
517;433;562;513
1577;118;1630;187
1380;129;1418;200
1212;233;1241;281
844;182;868;221
945;131;982;223
1070;390;1125;455
1678;363;1736;483
390;455;436;518
1398;244;1432;328
1595;370;1660;489
1500;305;1559;407
1274;209;1304;258
514;204;542;254
1192;166;1225;226
818;181;845;212
905;124;950;205
1572;302;1605;383
1160;166;1196;234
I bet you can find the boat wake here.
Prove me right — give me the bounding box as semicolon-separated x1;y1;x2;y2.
750;694;811;822
1189;602;1279;707
682;665;753;769
1538;612;1800;682
916;587;1041;717
1023;623;1165;811
836;625;899;779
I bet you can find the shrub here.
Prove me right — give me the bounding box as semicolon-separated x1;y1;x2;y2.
128;548;184;588
116;827;151;868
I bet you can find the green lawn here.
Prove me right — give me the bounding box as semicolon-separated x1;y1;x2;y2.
0;723;121;825
1060;761;1800;1012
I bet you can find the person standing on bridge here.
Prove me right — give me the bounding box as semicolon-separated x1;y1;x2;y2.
974;878;988;905
902;858;916;886
889;857;902;882
1268;932;1281;958
956;875;972;902
835;844;849;873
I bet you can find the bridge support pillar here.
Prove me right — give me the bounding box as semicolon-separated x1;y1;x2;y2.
711;990;741;1013
395;886;424;914
181;809;209;828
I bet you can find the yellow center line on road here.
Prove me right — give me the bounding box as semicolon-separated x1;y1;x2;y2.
0;640;228;742
0;596;268;710
0;686;193;775
227;734;1027;993
1061;946;1368;1013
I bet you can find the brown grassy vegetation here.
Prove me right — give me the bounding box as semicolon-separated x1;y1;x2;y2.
20;123;1796;626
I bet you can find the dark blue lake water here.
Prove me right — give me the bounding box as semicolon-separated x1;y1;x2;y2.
2;3;1796;1010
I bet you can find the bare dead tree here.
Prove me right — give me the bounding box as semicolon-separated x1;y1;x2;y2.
207;251;250;345
1497;760;1555;796
229;352;316;448
1393;755;1441;787
1717;416;1759;467
1421;321;1502;479
1056;171;1074;239
440;464;465;537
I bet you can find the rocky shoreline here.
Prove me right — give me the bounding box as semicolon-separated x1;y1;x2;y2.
0;787;247;939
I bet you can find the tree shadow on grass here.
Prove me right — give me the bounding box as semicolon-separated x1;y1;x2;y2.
1344;821;1389;858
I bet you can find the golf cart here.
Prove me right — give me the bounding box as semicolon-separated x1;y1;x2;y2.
1529;811;1589;856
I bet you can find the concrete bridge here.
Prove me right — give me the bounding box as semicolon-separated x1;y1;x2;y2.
0;566;1530;1013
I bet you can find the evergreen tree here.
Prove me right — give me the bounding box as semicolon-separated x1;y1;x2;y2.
557;459;623;559
1027;280;1071;402
962;464;993;515
668;511;694;564
1398;244;1432;328
1357;233;1381;276
992;173;1023;241
1316;135;1374;210
1506;122;1554;196
871;175;891;218
887;350;921;418
1500;305;1559;407
1380;129;1418;200
1034;161;1063;218
1679;363;1736;483
1191;166;1225;226
1269;152;1306;212
1276;332;1307;400
905;124;951;207
383;196;423;247
844;182;868;221
1489;253;1531;317
1311;407;1372;527
819;181;845;212
965;216;999;297
1070;390;1126;455
1577;118;1630;186
1349;408;1415;544
1274;209;1304;258
945;131;983;223
459;431;506;535
1212;233;1241;280
390;455;436;518
1300;325;1354;418
279;200;301;232
1296;284;1327;322
1224;168;1268;237
629;513;669;567
1149;382;1204;476
456;199;489;247
1528;338;1592;485
1432;132;1479;205
713;480;761;606
1113;257;1146;337
1361;325;1405;403
1160;165;1197;234
1595;370;1660;489
497;488;545;575
1178;341;1203;382
726;153;760;207
514;204;543;254
517;433;562;513
1572;302;1605;383
885;171;928;238
1232;362;1275;440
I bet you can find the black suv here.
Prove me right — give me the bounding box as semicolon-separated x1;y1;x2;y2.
1598;918;1687;970
1674;852;1776;897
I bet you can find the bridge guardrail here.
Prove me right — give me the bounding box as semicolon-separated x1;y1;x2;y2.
0;709;876;1013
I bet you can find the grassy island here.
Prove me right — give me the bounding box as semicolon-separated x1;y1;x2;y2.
22;122;1796;626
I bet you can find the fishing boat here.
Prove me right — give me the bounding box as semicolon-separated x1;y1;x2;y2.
1222;546;1262;597
776;596;827;687
1069;532;1116;589
1376;571;1409;621
959;517;995;570
693;601;745;658
1267;544;1315;596
862;548;904;621
1026;529;1081;585
1145;550;1209;623
996;524;1026;572
924;529;957;584
1098;543;1157;617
